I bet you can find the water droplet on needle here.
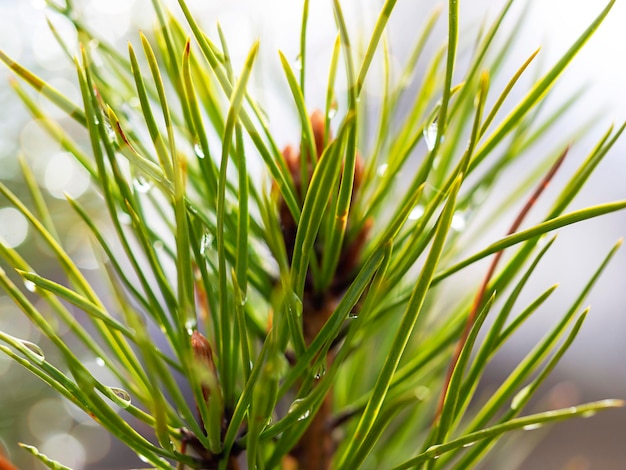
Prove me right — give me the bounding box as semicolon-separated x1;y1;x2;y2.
327;100;338;119
193;143;205;159
20;339;45;362
133;175;153;193
200;231;213;255
451;211;467;231
522;423;543;431
423;123;439;151
408;205;424;221
294;53;303;70
108;387;132;408
288;399;311;421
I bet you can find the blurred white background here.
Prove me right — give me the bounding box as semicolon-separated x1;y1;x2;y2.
0;0;625;468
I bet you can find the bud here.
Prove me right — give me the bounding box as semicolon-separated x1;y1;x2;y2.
191;330;218;403
276;111;371;299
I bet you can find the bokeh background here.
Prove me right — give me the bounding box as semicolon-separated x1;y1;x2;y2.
0;0;625;468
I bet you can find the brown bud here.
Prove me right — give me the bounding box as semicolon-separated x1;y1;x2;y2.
310;109;329;159
191;330;217;403
276;110;371;303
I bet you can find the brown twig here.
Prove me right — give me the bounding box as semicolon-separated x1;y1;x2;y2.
277;110;369;469
290;301;337;470
434;146;570;422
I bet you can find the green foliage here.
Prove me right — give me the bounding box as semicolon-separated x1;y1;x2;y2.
0;0;624;469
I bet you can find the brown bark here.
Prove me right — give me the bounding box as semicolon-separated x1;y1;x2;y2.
278;110;370;470
291;387;334;470
290;301;336;470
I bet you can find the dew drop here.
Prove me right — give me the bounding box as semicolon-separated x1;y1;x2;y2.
313;364;326;380
408;205;424;221
200;231;214;255
153;240;164;251
95;357;106;367
104;122;116;142
377;163;388;177
327;100;338;119
133;175;153;193
288;293;303;318
294;53;303;70
288;398;303;412
138;453;150;463
23;279;37;292
348;312;358;319
451;211;467;231
581;410;597;418
20;340;45;362
522;423;543;431
423;122;439;151
193;143;205;159
185;319;197;336
288;399;311;422
426;444;443;458
108;387;132;408
511;385;531;410
462;441;476;448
